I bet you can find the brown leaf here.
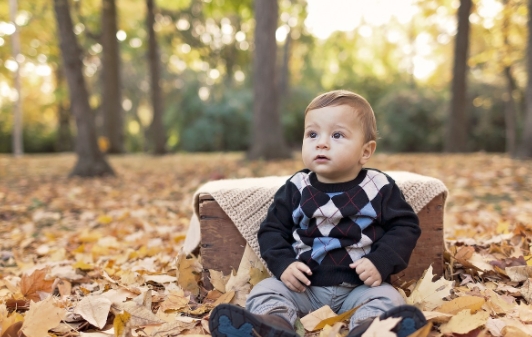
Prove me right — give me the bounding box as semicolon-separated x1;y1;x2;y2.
1;321;26;337
20;269;54;302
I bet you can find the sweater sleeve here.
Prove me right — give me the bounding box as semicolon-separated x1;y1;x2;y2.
364;180;421;281
258;181;300;279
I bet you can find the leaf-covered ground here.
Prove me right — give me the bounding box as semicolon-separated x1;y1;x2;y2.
1;152;532;337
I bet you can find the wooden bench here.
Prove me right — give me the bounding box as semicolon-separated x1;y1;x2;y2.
198;187;446;289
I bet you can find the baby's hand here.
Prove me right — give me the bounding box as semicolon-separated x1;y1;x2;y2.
350;258;382;287
280;262;312;292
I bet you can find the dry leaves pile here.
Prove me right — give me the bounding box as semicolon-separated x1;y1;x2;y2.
1;152;532;337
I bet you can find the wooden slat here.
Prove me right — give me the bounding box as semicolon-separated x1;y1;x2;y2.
199;194;247;289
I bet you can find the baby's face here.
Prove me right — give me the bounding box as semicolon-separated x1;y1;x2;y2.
302;105;375;183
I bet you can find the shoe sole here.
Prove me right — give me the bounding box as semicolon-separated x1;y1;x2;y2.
209;304;298;337
381;305;427;337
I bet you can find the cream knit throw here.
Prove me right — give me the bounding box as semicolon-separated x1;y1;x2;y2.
183;172;448;265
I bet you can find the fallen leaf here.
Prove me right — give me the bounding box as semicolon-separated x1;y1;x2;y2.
505;266;532;282
314;306;359;331
176;254;202;296
20;269;54;302
1;321;25;337
113;311;131;337
502;325;529;337
301;305;336;331
159;292;190;312
208;269;229;293
249;266;268;287
435;295;485;315
120;301;164;327
21;296;65;337
361;316;401;337
439;309;489;335
406;265;454;310
212;291;235;306
74;295;112;329
318;322;344;337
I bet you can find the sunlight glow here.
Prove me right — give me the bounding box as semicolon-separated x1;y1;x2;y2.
305;0;418;39
116;30;127;41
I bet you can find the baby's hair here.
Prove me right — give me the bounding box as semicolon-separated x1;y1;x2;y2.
305;90;378;143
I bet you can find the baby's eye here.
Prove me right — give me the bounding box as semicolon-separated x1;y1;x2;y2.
332;132;343;139
308;131;317;138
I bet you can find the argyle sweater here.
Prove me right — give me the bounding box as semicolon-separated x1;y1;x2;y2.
258;168;420;287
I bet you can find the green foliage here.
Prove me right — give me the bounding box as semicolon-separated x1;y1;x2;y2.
0;0;526;154
163;73;252;152
376;89;446;152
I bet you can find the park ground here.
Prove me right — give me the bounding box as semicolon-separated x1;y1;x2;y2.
1;152;532;336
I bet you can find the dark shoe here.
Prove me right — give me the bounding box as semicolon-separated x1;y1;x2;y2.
347;305;427;337
209;303;298;337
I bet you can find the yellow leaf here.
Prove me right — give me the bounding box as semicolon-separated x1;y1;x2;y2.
78;229;102;243
176;254;202;296
114;311;131;337
314;306;359;331
98;214;113;225
173;234;187;243
496;220;510;234
318;322;344;337
72;260;95;271
249;266;268;287
21;296;65;337
435;296;485;315
439;309;489;335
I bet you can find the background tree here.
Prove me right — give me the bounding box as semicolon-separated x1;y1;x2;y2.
53;0;114;176
248;0;291;160
517;0;532;158
147;0;166;154
9;0;23;156
101;0;124;153
445;0;472;152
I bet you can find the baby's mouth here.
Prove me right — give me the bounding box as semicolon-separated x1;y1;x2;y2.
315;155;329;160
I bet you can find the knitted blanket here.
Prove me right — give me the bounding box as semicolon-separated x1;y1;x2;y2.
183;172;448;265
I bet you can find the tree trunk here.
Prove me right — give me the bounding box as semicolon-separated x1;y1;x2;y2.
444;0;472;152
278;29;291;99
55;66;73;152
504;66;518;155
517;0;532;158
53;0;114;177
147;0;166;155
9;0;23;157
101;0;124;153
248;0;291;160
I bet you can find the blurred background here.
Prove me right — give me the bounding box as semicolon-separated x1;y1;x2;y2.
0;0;529;165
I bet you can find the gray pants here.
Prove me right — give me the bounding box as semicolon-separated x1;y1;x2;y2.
246;277;405;330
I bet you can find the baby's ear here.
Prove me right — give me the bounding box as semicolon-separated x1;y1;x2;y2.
360;141;376;164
